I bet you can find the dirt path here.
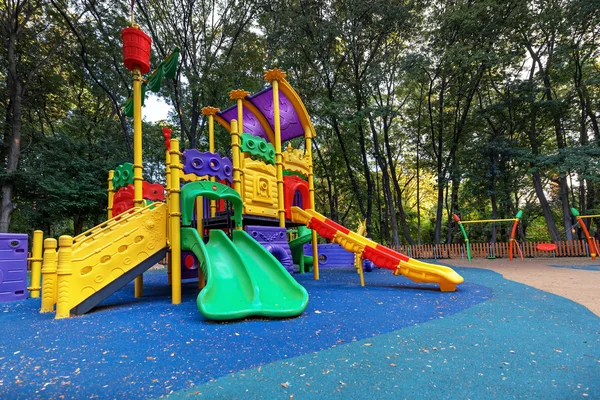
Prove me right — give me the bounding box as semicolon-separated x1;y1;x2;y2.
443;257;600;317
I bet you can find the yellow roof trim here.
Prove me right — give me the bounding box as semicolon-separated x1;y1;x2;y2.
214;115;231;132
278;79;317;138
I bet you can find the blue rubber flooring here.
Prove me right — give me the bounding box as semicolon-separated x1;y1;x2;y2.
0;266;598;399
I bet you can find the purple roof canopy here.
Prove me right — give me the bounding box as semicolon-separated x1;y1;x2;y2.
217;87;304;143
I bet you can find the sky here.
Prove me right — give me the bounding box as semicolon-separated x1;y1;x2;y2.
144;94;170;123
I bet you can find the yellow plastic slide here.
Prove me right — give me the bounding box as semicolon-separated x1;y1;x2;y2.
291;207;463;291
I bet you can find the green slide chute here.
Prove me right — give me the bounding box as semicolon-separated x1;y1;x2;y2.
181;228;308;320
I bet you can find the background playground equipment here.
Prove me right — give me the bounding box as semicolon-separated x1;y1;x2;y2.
0;233;29;302
453;211;524;261
571;208;600;260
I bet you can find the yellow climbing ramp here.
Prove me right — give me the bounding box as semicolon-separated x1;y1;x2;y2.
52;203;168;318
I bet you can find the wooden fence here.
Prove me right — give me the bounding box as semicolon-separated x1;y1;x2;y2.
390;239;599;260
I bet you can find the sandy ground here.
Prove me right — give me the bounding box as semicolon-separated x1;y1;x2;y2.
445;257;600;317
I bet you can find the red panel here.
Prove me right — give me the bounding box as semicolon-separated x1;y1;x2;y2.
324;219;350;235
375;243;410;262
283;175;310;219
307;218;337;240
362;246;399;270
142;182;165;201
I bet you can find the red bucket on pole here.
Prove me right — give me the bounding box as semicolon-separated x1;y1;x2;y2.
122;27;152;74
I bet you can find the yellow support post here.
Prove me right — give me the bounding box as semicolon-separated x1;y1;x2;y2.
265;69;286;228
55;235;73;319
40;238;58;313
460;218;517;224
230;119;242;195
304;125;319;280
169;139;182;304
202;107;220;217
230;90;250;206
107;170;115;219
165;149;172;285
28;230;43;298
196;197;204;236
132;67;144;209
132;65;145;297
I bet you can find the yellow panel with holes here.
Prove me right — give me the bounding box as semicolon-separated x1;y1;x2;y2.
242;160;278;218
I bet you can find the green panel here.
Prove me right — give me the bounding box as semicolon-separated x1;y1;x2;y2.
289;226;314;273
181;181;243;227
112;163;134;191
283;169;307;180
182;228;309;321
240;133;276;165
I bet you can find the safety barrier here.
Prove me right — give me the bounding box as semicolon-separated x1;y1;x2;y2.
390;239;599;260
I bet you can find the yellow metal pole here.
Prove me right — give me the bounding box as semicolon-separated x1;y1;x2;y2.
202;107;220;217
165;149;172;285
40;238;58;313
169;139;182;304
304;125;319;280
132;68;144;208
28;230;43;298
55;235;73;319
196;197;203;236
107;170;115;219
132;66;144;297
267;78;286;227
230;90;250;206
460;219;517;224
579;214;600;219
230;120;242;197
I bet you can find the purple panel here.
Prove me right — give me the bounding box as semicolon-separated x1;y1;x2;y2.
249;89;303;142
292;190;303;207
0;233;28;302
303;243;355;268
181;251;199;280
245;226;294;273
182;150;233;183
218;106;269;140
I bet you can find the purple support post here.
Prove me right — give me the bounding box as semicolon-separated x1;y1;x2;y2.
245;226;294;273
303;243;355;268
0;233;28;302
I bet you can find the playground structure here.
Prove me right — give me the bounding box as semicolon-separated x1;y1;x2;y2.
571;208;600;260
24;24;463;321
453;211;524;261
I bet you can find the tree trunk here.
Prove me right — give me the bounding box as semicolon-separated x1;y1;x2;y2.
1;33;23;232
532;171;562;242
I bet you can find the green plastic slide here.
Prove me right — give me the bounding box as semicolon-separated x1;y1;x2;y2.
289;226;314;273
181;228;308;320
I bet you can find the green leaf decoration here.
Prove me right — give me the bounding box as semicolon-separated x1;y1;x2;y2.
112;162;135;191
240;133;276;165
147;63;164;92
123;83;147;117
283;169;307;180
163;47;180;79
124;97;133;117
